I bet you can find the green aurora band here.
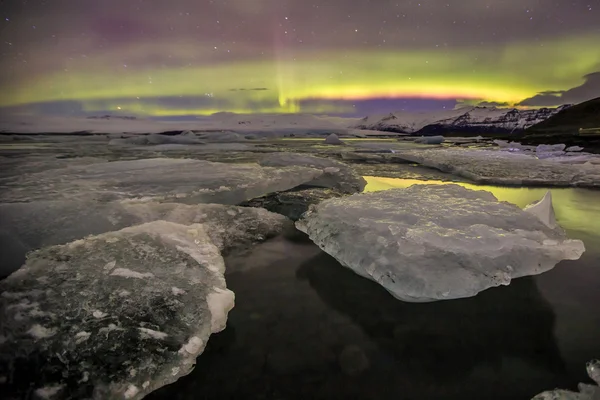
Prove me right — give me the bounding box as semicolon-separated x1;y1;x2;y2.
1;34;599;115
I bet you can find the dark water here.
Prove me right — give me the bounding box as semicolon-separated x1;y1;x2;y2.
150;180;600;400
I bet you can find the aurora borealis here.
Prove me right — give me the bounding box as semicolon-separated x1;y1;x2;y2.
0;0;599;117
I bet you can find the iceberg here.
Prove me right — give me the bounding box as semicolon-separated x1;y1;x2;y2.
524;191;557;229
0;221;234;399
296;184;585;302
324;133;344;145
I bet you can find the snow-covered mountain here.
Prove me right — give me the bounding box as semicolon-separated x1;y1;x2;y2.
353;105;571;135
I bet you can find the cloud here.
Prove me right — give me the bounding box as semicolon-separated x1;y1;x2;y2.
476;101;511;107
518;72;600;106
228;88;269;91
453;99;511;108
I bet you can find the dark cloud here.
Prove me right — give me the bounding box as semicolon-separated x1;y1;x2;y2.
229;88;269;91
476;101;511;107
518;72;600;106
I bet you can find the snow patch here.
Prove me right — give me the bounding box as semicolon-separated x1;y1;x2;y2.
110;268;154;279
103;260;117;273
124;384;139;399
92;310;108;319
207;287;235;333
138;327;169;340
27;324;56;339
179;336;204;356
34;385;63;399
75;331;91;344
171;287;186;296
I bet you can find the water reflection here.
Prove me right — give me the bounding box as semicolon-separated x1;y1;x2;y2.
149;180;600;400
364;176;600;241
149;237;576;400
297;252;565;382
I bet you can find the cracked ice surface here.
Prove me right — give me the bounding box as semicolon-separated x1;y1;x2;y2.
0;221;234;399
0;158;323;203
391;148;600;187
297;184;585;302
0;200;292;277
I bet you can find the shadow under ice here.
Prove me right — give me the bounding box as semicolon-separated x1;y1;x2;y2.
149;238;568;400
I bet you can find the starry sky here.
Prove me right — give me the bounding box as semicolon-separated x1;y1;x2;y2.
0;0;599;118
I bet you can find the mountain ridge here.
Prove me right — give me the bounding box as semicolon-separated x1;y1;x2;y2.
352;105;571;135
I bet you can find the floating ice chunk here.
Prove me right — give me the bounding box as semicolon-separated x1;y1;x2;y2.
0;221;237;399
537;144;567;153
524;191;557;229
388;148;600;187
324;133;344;145
532;360;600;399
414;135;445;144
297;184;585;302
0;158;323;205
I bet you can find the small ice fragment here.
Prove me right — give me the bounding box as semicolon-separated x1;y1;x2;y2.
110;268;154;279
138;327;168;340
171;287;186;296
124;385;139;399
27;324;55;339
179;336;204;355
524;191;557;229
92;310;108;319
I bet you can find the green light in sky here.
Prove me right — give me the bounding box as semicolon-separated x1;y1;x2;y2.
1;34;598;115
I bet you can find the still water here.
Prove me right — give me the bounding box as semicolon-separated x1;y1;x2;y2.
151;178;600;400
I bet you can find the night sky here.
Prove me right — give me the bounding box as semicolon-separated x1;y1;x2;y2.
0;0;599;118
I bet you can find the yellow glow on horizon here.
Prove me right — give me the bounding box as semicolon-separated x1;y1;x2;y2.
0;34;598;115
363;176;600;239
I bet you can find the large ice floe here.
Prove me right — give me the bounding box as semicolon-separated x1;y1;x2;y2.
0;158;323;203
296;184;585;302
0;221;234;399
0;200;291;398
391;148;600;187
242;153;367;220
258;153;366;194
532;360;600;400
0;201;292;277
